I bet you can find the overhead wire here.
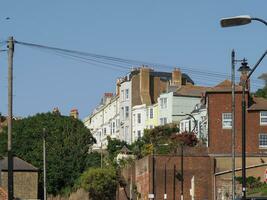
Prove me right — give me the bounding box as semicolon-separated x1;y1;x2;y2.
19;42;130;72
14;40;265;87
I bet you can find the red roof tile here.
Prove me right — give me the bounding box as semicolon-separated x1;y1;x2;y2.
248;97;267;111
174;85;211;97
206;80;243;93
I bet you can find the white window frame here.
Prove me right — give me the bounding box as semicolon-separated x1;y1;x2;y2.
160;117;167;125
137;130;141;138
121;90;124;101
259;133;267;148
125;89;129;100
160;98;167;109
222;113;232;129
121;107;124;120
150;108;153;119
137;113;141;124
125;106;129;118
260;111;267;125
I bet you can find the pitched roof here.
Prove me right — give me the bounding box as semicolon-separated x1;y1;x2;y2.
174;85;211;97
206;79;243;93
248;97;267;111
0;156;38;171
120;145;132;154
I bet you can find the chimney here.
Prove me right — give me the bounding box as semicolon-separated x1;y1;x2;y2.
172;68;182;88
70;108;79;119
140;67;152;105
116;78;121;96
52;107;61;115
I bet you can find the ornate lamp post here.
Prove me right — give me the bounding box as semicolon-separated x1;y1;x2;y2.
220;15;266;200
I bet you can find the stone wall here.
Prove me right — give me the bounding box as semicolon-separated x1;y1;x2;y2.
1;171;38;199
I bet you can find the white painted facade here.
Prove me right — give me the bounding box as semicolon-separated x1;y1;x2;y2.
158;92;201;125
119;79;132;144
83;95;120;149
179;103;208;145
132;104;147;141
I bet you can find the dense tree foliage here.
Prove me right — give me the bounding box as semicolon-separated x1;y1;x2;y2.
0;112;97;195
106;136;128;163
130;124;180;158
255;85;267;99
76;167;117;200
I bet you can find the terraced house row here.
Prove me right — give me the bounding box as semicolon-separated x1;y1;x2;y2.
83;66;209;149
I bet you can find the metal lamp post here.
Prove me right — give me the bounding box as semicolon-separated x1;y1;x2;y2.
238;59;251;199
220;15;266;200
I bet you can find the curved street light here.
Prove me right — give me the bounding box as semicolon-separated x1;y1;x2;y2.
220;15;267;27
220;15;266;200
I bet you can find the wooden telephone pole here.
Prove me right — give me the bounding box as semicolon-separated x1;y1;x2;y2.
7;36;14;200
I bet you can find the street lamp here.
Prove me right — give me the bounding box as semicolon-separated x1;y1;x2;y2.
220;15;266;200
238;59;251;200
221;15;267;27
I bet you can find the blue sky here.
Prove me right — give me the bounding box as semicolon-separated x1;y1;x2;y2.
0;1;266;118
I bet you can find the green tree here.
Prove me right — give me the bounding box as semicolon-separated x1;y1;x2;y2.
107;136;128;162
77;167;117;200
255;85;267;99
130;124;180;158
0;112;96;195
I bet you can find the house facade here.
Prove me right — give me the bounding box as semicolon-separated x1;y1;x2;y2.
179;103;208;145
158;85;209;126
83;94;120;149
0;157;38;200
206;79;267;155
84;67;195;147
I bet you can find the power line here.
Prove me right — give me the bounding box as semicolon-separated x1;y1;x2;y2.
23;45;130;72
14;40;264;86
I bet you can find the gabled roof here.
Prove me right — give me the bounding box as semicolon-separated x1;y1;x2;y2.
248;97;267;111
119;145;132;154
0;156;38;171
206;79;243;93
174;85;211;97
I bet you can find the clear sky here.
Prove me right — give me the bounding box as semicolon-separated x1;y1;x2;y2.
0;1;266;119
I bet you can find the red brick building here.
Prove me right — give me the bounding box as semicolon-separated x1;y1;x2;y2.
206;80;267;155
117;77;267;200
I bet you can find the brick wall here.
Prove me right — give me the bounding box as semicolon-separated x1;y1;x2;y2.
247;111;267;154
118;155;213;200
153;155;213;200
207;92;266;154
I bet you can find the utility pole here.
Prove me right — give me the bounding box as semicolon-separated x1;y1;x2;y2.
181;144;184;200
152;147;155;199
231;49;236;200
173;164;176;200
43;128;47;200
7;36;14;200
101;141;103;168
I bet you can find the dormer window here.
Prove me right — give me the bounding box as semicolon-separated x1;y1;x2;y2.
260;111;267;125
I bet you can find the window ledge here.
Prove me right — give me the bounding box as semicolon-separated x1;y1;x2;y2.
222;127;232;130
